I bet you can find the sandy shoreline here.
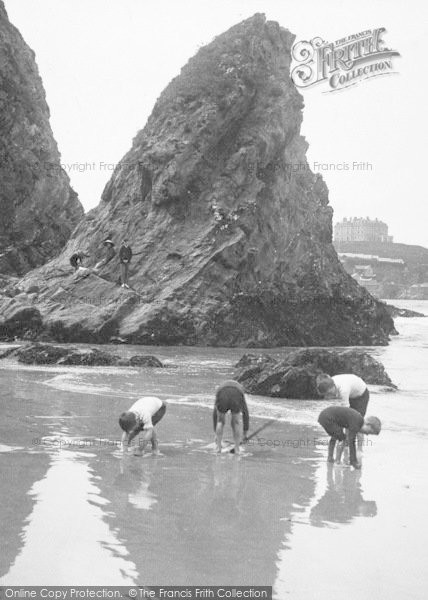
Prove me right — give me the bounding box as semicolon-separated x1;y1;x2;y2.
1;312;428;598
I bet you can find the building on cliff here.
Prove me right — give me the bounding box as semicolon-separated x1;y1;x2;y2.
334;217;393;243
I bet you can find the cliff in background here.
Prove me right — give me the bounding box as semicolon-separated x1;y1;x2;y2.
0;1;83;276
335;240;428;298
0;14;394;346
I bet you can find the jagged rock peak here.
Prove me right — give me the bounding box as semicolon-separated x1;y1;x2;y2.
1;14;395;347
0;0;83;276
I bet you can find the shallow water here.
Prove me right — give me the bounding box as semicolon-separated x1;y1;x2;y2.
0;299;427;595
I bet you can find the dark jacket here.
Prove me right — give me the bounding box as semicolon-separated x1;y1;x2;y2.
119;244;132;263
70;252;85;268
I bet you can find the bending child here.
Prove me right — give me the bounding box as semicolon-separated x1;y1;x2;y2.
213;380;249;455
317;373;372;458
119;396;166;456
316;373;370;416
317;406;381;469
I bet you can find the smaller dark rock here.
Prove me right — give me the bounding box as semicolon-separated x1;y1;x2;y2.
244;362;322;398
0;346;21;360
129;355;164;367
2;342;165;369
58;348;120;366
16;343;69;365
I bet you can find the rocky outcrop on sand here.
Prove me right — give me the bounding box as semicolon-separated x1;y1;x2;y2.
0;14;394;346
0;342;163;367
234;349;395;398
0;1;83;276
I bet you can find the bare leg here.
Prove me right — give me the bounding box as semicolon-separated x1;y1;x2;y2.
348;431;359;468
231;413;242;455
215;419;225;454
134;428;153;456
125;263;129;285
327;437;336;463
121;431;129;454
335;440;346;463
151;429;159;455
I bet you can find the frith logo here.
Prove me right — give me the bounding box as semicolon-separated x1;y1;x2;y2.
291;28;400;92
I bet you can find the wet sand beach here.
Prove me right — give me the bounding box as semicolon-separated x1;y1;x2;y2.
0;382;319;586
0;300;427;597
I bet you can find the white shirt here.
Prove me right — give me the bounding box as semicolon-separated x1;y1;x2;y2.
332;374;367;402
129;396;163;428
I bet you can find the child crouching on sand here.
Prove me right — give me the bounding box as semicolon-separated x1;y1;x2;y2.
316;373;371;458
317;406;381;469
119;397;167;456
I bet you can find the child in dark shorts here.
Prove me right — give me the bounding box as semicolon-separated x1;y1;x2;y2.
213;380;249;455
318;406;381;469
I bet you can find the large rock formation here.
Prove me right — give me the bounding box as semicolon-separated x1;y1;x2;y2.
0;14;395;346
0;1;83;275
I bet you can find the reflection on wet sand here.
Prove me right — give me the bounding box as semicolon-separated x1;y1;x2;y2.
0;451;138;585
274;460;379;599
93;422;318;586
310;465;377;526
0;362;319;586
116;458;158;511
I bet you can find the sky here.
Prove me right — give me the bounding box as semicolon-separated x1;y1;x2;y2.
4;0;428;247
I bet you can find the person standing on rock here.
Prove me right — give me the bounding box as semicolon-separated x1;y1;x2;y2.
213;380;249;455
119;238;133;288
317;406;381;469
119;397;167;456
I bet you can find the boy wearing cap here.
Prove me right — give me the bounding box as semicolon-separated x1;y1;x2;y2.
119;397;167;456
213;380;249;455
317;406;381;469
